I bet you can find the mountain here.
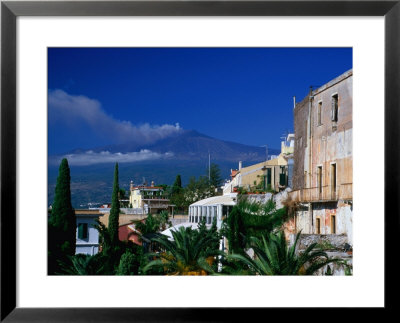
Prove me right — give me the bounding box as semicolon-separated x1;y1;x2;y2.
72;129;279;162
49;130;280;208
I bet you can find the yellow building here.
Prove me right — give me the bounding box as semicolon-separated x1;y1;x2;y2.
129;181;171;214
223;134;294;194
238;154;290;192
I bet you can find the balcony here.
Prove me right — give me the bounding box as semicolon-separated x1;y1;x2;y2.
290;183;352;203
142;195;169;201
146;203;169;209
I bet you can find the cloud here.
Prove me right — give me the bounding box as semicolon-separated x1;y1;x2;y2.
49;149;174;166
48;89;182;145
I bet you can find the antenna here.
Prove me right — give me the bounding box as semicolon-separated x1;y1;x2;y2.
208;151;211;181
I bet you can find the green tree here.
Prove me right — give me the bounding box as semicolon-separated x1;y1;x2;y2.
172;175;182;192
92;163;126;274
170;175;185;213
108;163;120;245
184;176;212;206
135;211;171;238
143;226;221;275
226;231;340;275
222;197;286;254
59;254;104;275
119;188;126;199
116;249;142;275
195;217;221;272
48;158;76;274
207;163;222;191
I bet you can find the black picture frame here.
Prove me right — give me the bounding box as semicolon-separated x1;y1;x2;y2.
1;0;398;321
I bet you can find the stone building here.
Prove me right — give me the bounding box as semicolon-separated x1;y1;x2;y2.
289;69;353;245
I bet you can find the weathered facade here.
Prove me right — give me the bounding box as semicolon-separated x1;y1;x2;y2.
289;69;353;245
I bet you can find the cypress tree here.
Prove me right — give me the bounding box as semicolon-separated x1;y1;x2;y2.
171;174;182;195
48;158;76;274
207;163;222;189
174;175;182;189
108;163;120;245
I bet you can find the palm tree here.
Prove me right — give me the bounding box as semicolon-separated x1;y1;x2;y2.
227;231;339;275
59;254;105;275
222;197;287;254
143;226;221;275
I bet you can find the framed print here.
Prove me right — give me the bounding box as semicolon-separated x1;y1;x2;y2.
1;0;399;321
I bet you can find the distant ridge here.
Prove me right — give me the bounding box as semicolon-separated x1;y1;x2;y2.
67;129;279;163
49;130;280;207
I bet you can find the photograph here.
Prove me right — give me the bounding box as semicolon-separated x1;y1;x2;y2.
47;47;353;276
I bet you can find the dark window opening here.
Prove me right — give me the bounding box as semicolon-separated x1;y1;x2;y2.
318;102;322;125
318;166;323;194
78;223;88;240
266;168;272;186
331;94;338;122
316;218;321;234
331;215;336;234
331;164;337;195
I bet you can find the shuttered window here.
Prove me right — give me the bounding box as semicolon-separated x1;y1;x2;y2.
78;223;88;239
266;168;272;185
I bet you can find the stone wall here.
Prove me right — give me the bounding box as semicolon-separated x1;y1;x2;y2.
289;233;352;276
290;233;349;251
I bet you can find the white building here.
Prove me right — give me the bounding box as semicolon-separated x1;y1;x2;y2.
75;210;101;256
161;193;238;240
187;193;237;229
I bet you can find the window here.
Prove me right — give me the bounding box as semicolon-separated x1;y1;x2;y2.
78;223;88;240
317;101;322;125
331;94;338;122
331;215;336;234
266;168;272;186
317;166;322;194
279;173;287;186
316;218;321;234
331;164;337;195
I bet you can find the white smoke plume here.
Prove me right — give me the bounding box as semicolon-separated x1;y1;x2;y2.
48;89;182;145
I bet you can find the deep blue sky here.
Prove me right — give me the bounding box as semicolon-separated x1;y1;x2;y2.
48;48;352;155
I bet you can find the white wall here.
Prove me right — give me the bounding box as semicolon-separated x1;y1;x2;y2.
75;216;100;256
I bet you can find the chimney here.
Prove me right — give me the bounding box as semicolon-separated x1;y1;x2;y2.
239;161;242;171
293;96;296;109
130;180;134;191
151;181;154;187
